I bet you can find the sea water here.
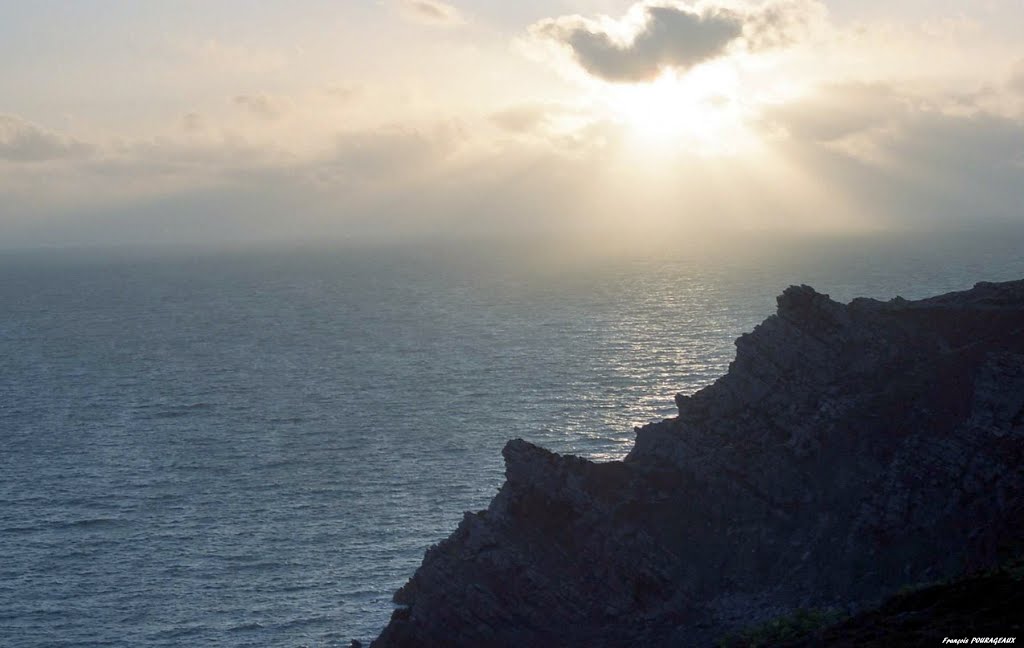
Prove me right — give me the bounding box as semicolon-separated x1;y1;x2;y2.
2;231;1023;646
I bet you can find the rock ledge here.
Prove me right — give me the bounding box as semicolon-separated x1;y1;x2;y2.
372;280;1024;647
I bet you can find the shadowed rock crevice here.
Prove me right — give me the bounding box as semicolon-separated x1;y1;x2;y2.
372;280;1024;647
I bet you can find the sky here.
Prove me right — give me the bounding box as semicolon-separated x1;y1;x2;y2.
2;0;1024;248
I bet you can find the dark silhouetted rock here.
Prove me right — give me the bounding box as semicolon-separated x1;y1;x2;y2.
372;280;1024;647
756;557;1024;647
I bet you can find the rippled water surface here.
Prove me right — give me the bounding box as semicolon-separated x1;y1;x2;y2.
2;232;1023;645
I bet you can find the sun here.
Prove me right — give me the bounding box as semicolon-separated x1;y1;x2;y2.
600;63;754;156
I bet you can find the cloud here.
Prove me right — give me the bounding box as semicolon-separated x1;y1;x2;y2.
762;82;1024;226
396;0;466;27
182;112;205;133
183;39;290;74
325;84;360;102
234;94;289;120
0;114;93;162
532;0;823;83
490;103;560;133
324;123;464;184
534;5;741;83
761;83;907;142
1011;59;1024;94
743;0;825;49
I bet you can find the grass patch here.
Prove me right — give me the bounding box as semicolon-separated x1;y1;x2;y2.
718;607;847;647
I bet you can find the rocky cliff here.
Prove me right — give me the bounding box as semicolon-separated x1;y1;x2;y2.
372;280;1024;647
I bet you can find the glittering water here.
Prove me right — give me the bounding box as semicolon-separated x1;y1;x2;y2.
2;231;1023;646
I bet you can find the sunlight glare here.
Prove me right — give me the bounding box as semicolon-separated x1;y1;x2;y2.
602;64;753;156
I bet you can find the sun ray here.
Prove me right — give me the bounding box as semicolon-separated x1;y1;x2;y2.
597;62;756;156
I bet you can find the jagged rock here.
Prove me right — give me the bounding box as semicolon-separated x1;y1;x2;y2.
372;280;1024;647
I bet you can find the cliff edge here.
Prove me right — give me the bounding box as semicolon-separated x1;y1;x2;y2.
372;280;1024;647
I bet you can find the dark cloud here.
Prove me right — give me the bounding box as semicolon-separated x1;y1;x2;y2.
0;114;92;162
534;1;819;83
535;5;741;82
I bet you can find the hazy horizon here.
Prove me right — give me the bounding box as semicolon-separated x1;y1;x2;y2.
3;1;1024;249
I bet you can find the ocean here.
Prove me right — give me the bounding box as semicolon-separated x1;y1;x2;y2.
2;230;1023;646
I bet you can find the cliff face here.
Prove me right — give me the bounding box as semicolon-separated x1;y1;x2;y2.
372;280;1024;647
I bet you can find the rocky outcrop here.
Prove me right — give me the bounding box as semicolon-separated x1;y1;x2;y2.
372;280;1024;647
